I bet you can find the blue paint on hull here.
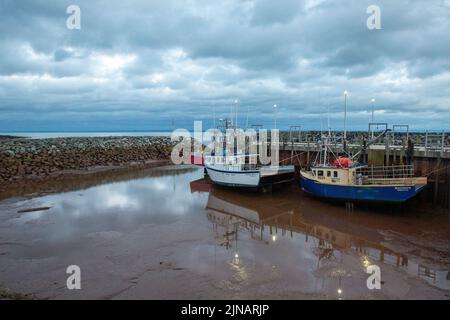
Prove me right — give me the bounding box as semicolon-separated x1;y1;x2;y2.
300;175;426;203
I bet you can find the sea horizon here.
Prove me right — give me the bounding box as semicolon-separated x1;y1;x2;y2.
0;131;172;139
0;128;448;140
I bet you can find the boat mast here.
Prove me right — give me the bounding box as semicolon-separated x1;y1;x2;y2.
322;135;329;166
327;105;331;136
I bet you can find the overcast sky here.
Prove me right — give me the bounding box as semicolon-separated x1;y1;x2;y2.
0;0;449;132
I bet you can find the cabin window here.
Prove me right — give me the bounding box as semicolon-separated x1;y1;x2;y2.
333;171;338;178
313;170;317;176
318;170;324;177
327;171;331;177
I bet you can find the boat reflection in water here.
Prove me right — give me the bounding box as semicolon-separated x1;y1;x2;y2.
191;178;450;297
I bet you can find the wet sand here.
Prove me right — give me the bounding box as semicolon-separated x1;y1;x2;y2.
0;165;449;299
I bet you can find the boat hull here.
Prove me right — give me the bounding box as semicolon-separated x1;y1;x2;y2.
300;174;426;203
206;166;260;187
260;170;295;186
206;166;295;188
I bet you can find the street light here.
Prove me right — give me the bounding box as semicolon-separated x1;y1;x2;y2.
343;91;348;141
234;99;239;128
371;98;375;123
273;104;278;130
371;98;375;139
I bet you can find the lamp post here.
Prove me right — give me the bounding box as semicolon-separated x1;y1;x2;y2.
234;99;239;129
273;104;277;130
371;98;375;139
343;91;348;141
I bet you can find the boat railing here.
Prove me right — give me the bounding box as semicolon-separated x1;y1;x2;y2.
206;154;260;165
206;154;264;171
354;165;417;185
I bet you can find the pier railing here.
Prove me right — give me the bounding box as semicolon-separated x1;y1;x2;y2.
279;130;450;158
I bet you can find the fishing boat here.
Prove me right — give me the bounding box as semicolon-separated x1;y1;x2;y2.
300;138;427;203
205;154;294;188
301;162;427;203
201;111;294;188
300;133;427;203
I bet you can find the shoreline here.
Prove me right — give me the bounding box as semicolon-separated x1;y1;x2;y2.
0;160;177;201
0;136;174;187
0;135;22;140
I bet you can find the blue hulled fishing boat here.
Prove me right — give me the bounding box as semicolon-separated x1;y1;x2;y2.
300;163;427;203
300;137;427;203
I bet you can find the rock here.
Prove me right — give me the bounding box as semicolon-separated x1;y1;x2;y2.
0;136;174;183
17;165;25;175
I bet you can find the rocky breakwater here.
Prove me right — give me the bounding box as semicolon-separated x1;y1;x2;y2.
0;136;174;183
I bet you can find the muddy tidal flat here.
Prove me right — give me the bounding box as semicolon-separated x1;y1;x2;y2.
0;165;449;300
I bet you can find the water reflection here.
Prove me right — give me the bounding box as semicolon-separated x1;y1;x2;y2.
2;166;207;250
192;180;450;292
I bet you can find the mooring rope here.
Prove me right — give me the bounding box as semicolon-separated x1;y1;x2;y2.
424;164;450;177
279;151;306;164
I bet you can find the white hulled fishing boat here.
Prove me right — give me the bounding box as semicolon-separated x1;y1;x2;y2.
205;153;294;188
202;108;294;189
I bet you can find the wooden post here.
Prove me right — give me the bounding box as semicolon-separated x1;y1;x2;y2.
446;163;450;210
385;134;390;166
291;141;294;161
434;156;441;206
447;163;450;210
307;136;310;164
294;165;300;182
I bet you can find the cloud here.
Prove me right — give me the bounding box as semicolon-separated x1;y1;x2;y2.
0;0;449;131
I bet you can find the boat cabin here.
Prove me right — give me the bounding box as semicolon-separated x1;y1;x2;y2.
309;166;354;186
205;154;261;171
307;164;426;187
